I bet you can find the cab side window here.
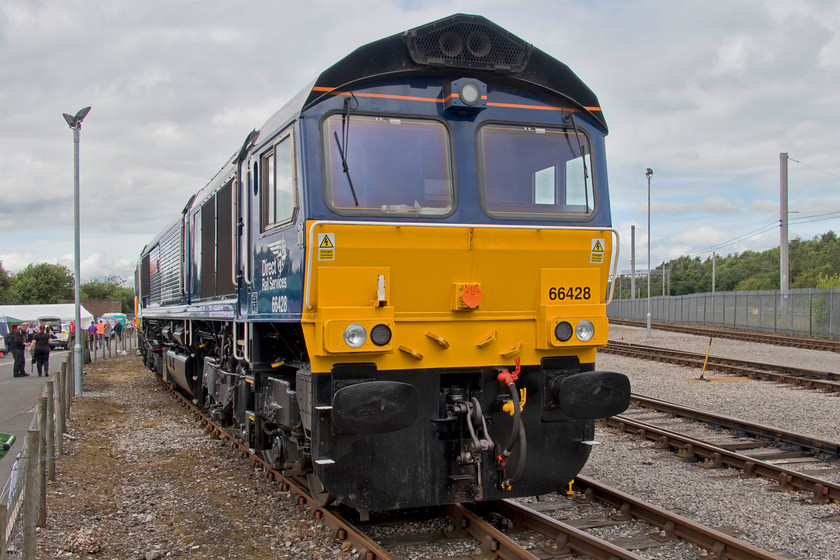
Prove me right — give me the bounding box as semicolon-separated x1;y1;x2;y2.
261;131;296;231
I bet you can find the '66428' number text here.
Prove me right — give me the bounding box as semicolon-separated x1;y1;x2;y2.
548;286;591;301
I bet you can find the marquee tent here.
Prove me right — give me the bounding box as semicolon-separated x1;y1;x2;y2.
0;304;94;329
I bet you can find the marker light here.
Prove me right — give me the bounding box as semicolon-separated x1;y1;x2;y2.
554;321;573;342
370;324;392;346
344;324;367;348
575;320;595;342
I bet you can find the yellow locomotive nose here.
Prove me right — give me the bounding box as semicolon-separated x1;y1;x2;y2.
303;222;617;372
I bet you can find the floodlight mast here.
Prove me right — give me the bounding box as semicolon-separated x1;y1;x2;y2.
64;106;90;395
645;167;653;337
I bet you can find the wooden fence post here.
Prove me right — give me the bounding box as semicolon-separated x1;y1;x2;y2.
22;429;39;560
45;383;56;482
66;350;73;402
65;355;73;416
55;365;65;455
82;330;91;365
36;398;47;528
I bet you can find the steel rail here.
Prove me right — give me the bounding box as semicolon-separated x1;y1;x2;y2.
606;414;840;504
603;341;840;392
572;475;792;560
444;504;543;560
461;481;792;560
465;501;650;560
630;393;840;457
610;341;838;380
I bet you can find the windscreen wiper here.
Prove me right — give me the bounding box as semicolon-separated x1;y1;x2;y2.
334;95;359;206
569;113;591;211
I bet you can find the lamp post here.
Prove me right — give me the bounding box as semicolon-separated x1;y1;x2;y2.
645;167;653;337
63;106;91;395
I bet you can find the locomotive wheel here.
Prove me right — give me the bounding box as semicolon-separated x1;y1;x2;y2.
307;473;334;507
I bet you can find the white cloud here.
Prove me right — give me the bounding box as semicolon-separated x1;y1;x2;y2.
750;200;779;214
1;0;839;281
0;253;40;274
708;34;773;76
703;197;742;215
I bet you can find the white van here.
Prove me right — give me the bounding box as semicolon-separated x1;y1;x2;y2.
36;316;66;349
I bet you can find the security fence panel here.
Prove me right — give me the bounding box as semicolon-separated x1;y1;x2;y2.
608;288;839;339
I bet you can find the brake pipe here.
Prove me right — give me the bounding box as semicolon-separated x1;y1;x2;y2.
497;358;527;489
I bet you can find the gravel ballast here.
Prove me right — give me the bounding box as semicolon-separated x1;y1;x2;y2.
34;355;356;560
584;325;840;559
28;326;840;559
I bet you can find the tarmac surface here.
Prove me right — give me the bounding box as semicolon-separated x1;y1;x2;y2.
0;348;69;487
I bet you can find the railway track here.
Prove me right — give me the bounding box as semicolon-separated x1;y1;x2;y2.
609;319;840;353
607;394;840;504
373;477;794;559
603;340;840;392
159;376;796;560
630;394;840;458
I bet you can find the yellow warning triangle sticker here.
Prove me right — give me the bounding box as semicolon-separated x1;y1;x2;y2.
592;240;603;252
320;236;334;248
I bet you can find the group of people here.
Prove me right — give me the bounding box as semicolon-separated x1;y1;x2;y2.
86;319;125;348
7;321;58;378
8;317;133;379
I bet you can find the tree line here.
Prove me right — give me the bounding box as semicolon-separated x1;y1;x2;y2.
0;262;134;313
616;231;840;298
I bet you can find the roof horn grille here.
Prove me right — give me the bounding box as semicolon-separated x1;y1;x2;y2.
404;15;532;72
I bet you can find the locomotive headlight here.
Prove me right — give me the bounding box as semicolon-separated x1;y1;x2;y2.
575;320;595;342
343;324;367;348
554;321;573;342
459;81;482;106
325;320;394;353
444;78;487;112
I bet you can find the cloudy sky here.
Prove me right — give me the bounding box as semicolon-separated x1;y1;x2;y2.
1;0;839;283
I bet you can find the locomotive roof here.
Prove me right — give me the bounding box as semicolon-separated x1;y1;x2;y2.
252;13;608;150
302;13;607;132
155;13;609;236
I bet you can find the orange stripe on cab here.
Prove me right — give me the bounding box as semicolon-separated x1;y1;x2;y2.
311;86;600;113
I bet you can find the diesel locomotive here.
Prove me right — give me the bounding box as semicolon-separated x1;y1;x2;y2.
137;13;630;513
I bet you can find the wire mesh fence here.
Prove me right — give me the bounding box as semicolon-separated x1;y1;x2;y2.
1;450;26;559
608;288;840;339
